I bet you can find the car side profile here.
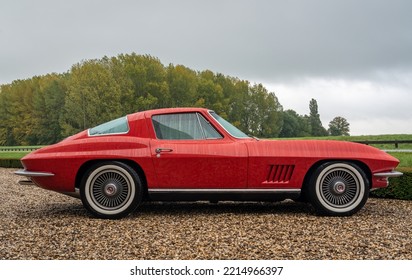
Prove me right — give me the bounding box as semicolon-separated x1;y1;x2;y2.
15;108;402;219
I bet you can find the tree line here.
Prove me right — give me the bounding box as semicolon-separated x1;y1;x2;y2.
0;53;349;146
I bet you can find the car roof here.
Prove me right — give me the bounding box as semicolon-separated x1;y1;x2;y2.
127;107;210;121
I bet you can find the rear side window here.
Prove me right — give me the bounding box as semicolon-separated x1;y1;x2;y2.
152;113;222;140
88;116;129;136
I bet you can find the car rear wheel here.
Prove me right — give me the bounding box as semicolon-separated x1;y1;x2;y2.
308;162;369;216
80;161;142;219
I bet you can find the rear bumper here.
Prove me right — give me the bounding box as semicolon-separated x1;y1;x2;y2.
14;169;54;186
14;169;80;198
14;170;55;177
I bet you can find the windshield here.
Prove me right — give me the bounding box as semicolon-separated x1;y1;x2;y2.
209;111;250;138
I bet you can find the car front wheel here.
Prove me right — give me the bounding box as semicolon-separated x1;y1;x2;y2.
80;161;142;219
308;162;369;216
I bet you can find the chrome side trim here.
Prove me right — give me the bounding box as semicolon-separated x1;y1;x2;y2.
14;170;54;177
373;171;403;178
149;188;301;193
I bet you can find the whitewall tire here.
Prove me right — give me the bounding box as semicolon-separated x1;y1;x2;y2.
80;161;142;219
308;162;369;216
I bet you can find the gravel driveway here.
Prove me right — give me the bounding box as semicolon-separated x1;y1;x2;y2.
1;168;411;260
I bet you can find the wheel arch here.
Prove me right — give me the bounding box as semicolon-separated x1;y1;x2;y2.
302;159;372;195
75;159;148;198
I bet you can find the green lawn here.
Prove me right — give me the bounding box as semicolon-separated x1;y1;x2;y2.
387;152;412;169
0;146;43;149
0;151;30;159
0;146;41;160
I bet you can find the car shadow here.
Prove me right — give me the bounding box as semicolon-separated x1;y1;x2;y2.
132;200;314;217
13;199;314;219
14;201;87;219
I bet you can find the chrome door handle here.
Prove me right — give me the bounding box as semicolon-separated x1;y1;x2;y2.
155;148;173;154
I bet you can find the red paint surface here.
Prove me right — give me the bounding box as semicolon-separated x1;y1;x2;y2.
21;108;400;193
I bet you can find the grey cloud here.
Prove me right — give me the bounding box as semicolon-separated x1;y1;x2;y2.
2;0;412;83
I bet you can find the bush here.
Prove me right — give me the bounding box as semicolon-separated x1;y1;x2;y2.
371;168;412;200
0;159;22;168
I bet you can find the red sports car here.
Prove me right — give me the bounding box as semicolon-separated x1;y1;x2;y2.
15;108;402;218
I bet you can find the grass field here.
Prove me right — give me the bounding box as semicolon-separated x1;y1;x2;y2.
0;151;30;159
387;153;412;169
0;146;41;160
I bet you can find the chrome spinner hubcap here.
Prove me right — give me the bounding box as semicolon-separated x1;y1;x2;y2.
104;183;118;196
333;181;346;194
320;167;360;208
89;168;132;211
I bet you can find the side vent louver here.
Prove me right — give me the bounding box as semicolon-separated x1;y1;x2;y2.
265;165;295;183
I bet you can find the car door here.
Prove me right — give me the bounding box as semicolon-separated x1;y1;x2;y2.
149;112;248;189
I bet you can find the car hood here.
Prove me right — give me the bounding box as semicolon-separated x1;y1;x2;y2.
246;139;399;163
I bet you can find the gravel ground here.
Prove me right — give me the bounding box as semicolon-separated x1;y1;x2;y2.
1;168;411;260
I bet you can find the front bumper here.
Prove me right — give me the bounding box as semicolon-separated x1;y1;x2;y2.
373;171;403;178
372;170;403;189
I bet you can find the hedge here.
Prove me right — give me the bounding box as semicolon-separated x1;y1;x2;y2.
0;159;22;168
371;169;412;200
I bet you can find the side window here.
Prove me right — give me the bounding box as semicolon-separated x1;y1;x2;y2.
198;114;223;139
152;113;223;140
152;113;203;140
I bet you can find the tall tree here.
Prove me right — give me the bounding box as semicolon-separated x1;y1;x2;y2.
243;84;283;138
33;75;67;144
328;116;350;136
196;70;226;114
166;64;197;107
114;53;168;111
279;110;311;137
0;84;14;145
0;52;287;145
226;79;250;130
7;79;38;145
61;59;122;137
309;98;328;136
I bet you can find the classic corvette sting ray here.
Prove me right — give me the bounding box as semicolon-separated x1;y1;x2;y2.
15;108;402;219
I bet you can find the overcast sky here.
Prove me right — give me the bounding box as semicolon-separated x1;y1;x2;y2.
1;0;411;135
